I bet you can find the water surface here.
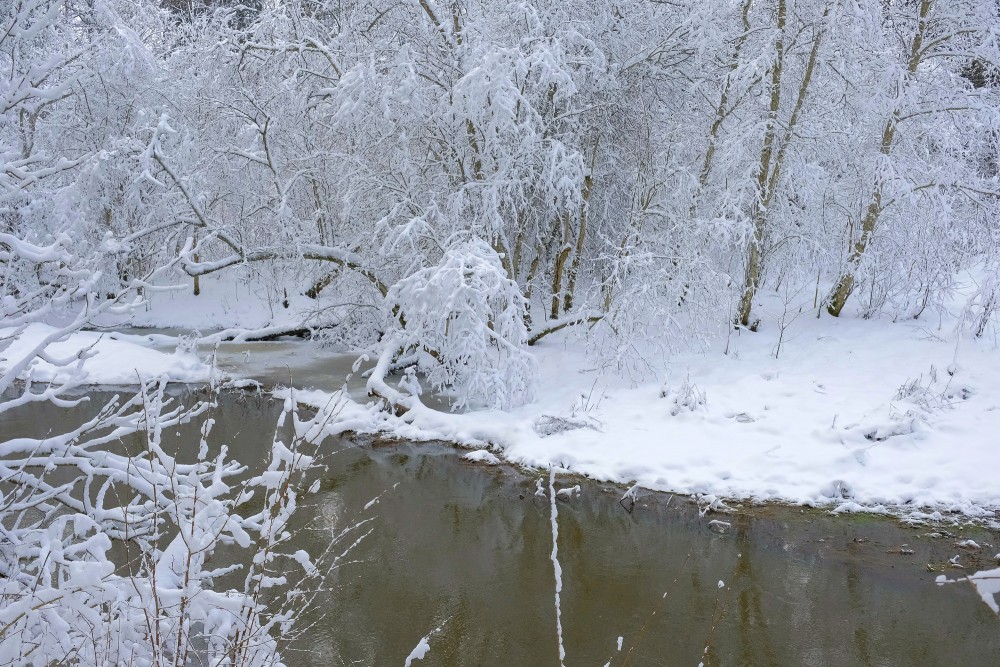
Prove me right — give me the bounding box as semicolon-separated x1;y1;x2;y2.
3;391;998;666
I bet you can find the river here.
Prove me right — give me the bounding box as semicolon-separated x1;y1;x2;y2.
2;371;999;665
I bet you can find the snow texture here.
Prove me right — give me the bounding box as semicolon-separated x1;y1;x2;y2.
404;635;431;666
937;568;1000;615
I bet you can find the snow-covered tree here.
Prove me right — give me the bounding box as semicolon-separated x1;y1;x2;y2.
5;0;1000;404
373;238;535;410
824;0;1000;318
1;4;345;664
0;380;345;666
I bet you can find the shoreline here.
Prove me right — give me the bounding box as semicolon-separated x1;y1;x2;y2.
6;303;1000;528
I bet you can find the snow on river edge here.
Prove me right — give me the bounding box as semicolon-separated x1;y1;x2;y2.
286;309;1000;525
0;323;215;385
4;306;1000;525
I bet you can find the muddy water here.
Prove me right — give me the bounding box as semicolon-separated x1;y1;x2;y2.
205;340;368;394
3;392;999;666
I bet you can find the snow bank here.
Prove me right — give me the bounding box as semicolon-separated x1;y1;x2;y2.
0;323;215;385
286;302;1000;521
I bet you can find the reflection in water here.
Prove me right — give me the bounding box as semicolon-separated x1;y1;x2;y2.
290;442;1000;667
2;392;998;666
938;567;1000;616
970;568;1000;614
734;515;779;666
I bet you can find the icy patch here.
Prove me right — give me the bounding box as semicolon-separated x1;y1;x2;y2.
404;635;432;666
937;567;1000;615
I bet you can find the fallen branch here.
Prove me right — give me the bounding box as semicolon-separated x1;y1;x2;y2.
102;323;321;346
528;312;603;346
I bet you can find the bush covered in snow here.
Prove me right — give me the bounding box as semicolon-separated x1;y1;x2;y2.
660;376;707;416
380;239;536;410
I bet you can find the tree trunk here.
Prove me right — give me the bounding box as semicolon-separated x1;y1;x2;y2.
736;0;786;327
826;0;931;316
193;253;200;296
550;215;572;320
563;139;598;313
737;1;828;327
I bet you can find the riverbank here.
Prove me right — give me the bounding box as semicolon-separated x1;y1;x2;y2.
4;283;1000;525
7;386;996;664
285;303;1000;527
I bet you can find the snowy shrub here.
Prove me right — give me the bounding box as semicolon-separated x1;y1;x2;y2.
850;365;964;442
533;387;603;436
959;267;1000;338
660;375;707;416
175;329;201;356
533;414;598;437
894;366;947;414
379;239;536;410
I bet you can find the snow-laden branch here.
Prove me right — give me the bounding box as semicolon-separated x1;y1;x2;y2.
178;238;390;297
370;239;536;411
528;311;604;346
0;381;353;666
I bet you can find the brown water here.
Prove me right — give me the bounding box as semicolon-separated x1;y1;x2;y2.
3;391;999;666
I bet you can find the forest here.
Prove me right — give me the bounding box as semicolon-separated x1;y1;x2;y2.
5;0;1000;403
2;0;1000;664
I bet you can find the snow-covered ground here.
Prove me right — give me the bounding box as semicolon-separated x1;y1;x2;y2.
518;311;999;518
0;323;215;385
290;293;1000;523
6;280;1000;522
93;272;319;331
